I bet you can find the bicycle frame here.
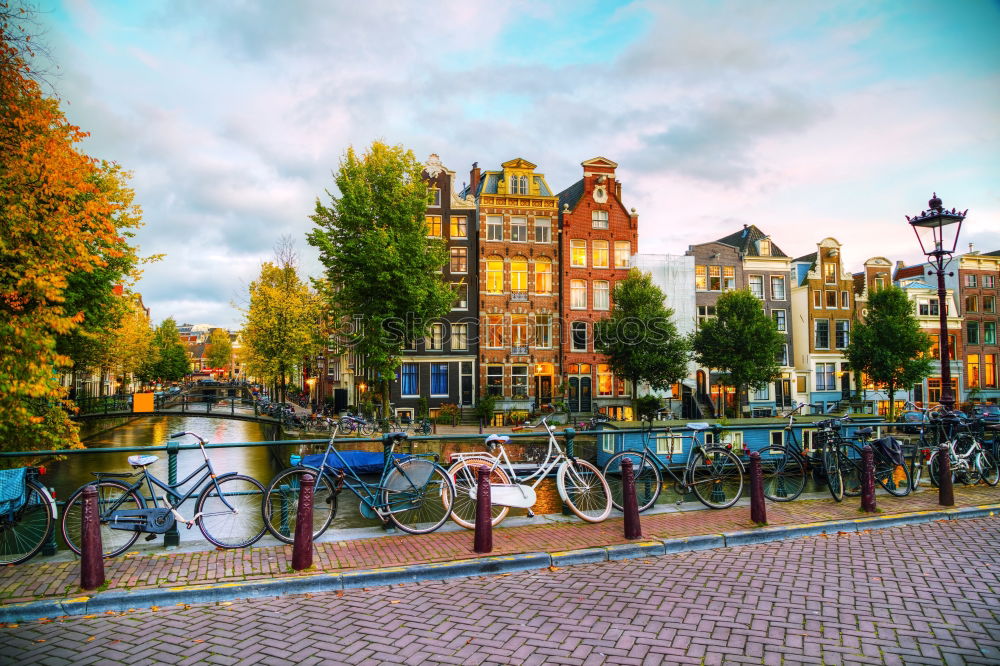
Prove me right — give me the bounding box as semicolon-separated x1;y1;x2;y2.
632;420;719;492
466;417;572;491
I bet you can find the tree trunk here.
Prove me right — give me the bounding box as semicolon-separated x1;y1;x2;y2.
887;380;896;422
631;375;639;422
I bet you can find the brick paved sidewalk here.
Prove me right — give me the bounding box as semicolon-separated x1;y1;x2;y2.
2;483;997;606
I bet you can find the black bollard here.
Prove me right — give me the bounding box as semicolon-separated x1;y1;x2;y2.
292;472;315;570
748;451;767;526
621;457;642;539
861;445;876;512
473;466;492;554
80;485;105;591
938;444;954;507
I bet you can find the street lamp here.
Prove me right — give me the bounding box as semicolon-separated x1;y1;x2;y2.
907;193;967;412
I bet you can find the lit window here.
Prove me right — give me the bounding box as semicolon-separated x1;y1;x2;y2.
426;215;442;237
511;315;528;349
614;241;631;268
450;247;467;273
709;266;721;291
571;279;587;309
695;265;707;291
535;257;552;294
594;280;609;310
593;240;609;268
758;239;771;256
510;257;528;292
486;257;503;293
968;354;980;388
486;315;504;347
597;364;613;396
450;216;467;238
592;210;609;229
824;262;837;285
571;240;586;267
534;217;551;243
723;266;735;291
967;295;979;313
427;323;444;351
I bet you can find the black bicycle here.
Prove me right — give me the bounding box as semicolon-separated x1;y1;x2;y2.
60;432;266;558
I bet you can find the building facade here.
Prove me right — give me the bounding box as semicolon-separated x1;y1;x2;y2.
958;252;1000;403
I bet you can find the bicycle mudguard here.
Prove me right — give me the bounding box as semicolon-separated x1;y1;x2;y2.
384;459;435;491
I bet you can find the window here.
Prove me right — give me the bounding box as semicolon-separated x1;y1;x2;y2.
428;187;440;207
826;290;837;308
723;266;735;291
968;354;980;388
929;334;957;360
695;265;707;291
535;257;552;293
835;320;850;349
510;257;528;293
451;282;468;310
486;215;503;241
509;175;517;193
431;363;448;396
427;323;444;351
697;305;715;327
511;366;528;398
987;322;997;345
401;363;418;396
749;275;763;299
967;321;980;345
597;364;613;396
594;280;610;310
824;262;837;285
965;274;978;287
772;309;786;332
614;241;631;268
812;291;821;308
875;276;885;290
655;433;684;455
511;315;528;350
426;215;442;237
985;275;996;288
519;175;529;195
758;239;771;256
815;319;830;349
450;216;467;238
593;240;609;268
966;295;979;313
450;247;467;273
927;378;958;403
985;296;996;313
592;210;608;229
487;366;503;396
571;279;587;309
986;354;997;388
571;240;586;267
510;216;527;242
841;291;849;309
534;217;551;243
771;276;786;300
815;362;836;391
485;315;504;348
918;299;939;316
452;324;468;351
571;321;588;351
709;266;722;291
535;315;552;348
777;343;789;366
486;257;503;293
753;385;769;400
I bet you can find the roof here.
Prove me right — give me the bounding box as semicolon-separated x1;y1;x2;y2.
714;224;788;257
557;178;584;214
894;264;925;280
984;250;1000;256
792;251;817;264
461;170;553;198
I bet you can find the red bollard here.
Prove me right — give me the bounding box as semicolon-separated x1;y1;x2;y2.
938;444;954;507
292;472;315;570
80;484;105;591
861;445;877;513
748;451;767;526
620;457;642;539
473;466;492;553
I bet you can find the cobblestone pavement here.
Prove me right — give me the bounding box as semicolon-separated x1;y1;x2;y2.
2;517;998;665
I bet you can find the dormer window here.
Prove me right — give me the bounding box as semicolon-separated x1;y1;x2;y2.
519;175;529;194
509;175;517;193
758;239;771;256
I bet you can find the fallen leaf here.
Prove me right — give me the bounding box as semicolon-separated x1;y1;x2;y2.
336;591;344;598
35;639;45;643
105;611;116;615
82;615;96;619
389;600;401;604
87;637;95;642
548;566;561;572
218;602;232;607
150;606;159;612
193;640;204;643
871;577;882;581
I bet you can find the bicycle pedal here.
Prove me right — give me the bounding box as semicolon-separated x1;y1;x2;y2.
144;533;157;542
527;509;535;518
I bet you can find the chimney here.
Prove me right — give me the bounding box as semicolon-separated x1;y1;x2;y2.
469;162;481;196
615;181;621;199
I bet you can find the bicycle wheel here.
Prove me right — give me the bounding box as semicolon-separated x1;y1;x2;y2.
196;474;266;548
978;450;1000;487
446;459;510;530
690;447;744;509
603;451;661;512
753;446;806;502
262;467;339;544
872;450;911;497
383;460;454;534
338;418;356;434
358;421;375;437
823;447;844;502
557;459;612;522
839;444;863;498
0;480;53;566
61;480;143;558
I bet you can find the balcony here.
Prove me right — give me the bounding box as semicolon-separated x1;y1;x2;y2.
511;345;529;356
511;291;529;302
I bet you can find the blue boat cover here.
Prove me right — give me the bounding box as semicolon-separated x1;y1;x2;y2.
300;451;410;475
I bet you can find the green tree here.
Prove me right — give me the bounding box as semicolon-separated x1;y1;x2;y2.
594;269;690;415
308;141;454;413
691;289;784;418
845;286;932;420
205;328;233;374
143;318;189;382
240;242;319;403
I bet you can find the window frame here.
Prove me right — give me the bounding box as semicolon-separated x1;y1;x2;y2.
510;216;527;243
614;241;631;269
426;215;442;238
592;240;609;269
534;217;551;243
570;279;587;310
771;275;786;300
592;210;609;229
815;318;830;350
401;363;419;397
450;246;467;274
485;215;503;241
534;257;552;294
571;239;587;268
571;321;588;352
430;363;449;397
593;280;610;310
450;216;467;239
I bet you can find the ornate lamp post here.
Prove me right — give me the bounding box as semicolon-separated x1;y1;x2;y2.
907;193;967;411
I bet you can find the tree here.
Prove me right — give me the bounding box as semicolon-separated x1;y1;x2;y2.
308;141;454;413
240;242;319;402
102;293;154;390
691;289;784;418
1;10;142;456
143;318;190;383
594;269;690;415
205;328;233;374
845;286;932;421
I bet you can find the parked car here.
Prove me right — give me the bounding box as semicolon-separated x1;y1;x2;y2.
970;403;1000;424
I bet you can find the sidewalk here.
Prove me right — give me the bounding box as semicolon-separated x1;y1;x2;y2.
2;484;998;621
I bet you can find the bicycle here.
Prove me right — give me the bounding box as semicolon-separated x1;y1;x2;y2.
339;412;375;437
743;402;815;502
928;412;1000;488
0;466;57;565
835;426;912;497
602;419;745;512
446;415;612;529
60;432;267;558
262;428;454;540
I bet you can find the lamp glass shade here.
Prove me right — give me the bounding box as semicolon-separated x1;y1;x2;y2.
909;213;963;256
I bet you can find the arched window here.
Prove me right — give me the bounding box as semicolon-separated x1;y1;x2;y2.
519;175;529;194
486;257;504;293
535;257;552;294
509;175;518;193
510;257;528;293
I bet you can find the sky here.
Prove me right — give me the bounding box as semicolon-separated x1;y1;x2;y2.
31;0;1000;329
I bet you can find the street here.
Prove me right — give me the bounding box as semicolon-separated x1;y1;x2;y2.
2;517;998;665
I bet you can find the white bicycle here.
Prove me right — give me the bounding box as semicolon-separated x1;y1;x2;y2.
446;416;612;528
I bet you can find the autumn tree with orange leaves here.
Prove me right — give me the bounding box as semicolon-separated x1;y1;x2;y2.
1;5;145;458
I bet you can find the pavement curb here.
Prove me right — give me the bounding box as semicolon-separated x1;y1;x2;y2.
3;504;999;624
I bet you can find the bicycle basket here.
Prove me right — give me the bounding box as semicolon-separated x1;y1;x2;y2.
384;459;435;491
0;467;28;517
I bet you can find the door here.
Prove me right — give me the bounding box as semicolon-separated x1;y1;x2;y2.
775;379;792;408
537;375;552;406
567;377;579;413
579;377;592;414
697;370;707;397
460;361;473;406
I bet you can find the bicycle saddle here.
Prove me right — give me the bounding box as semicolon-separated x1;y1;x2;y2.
384;431;409;441
857;427;874;437
128;455;158;467
485;434;510;447
687;422;711;431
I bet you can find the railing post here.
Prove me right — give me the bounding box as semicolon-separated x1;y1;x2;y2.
80;485;105;591
938;443;954;506
473;466;493;553
748;451;767;525
164;440;180;548
292;473;315;570
621;457;642;539
861;445;876;512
